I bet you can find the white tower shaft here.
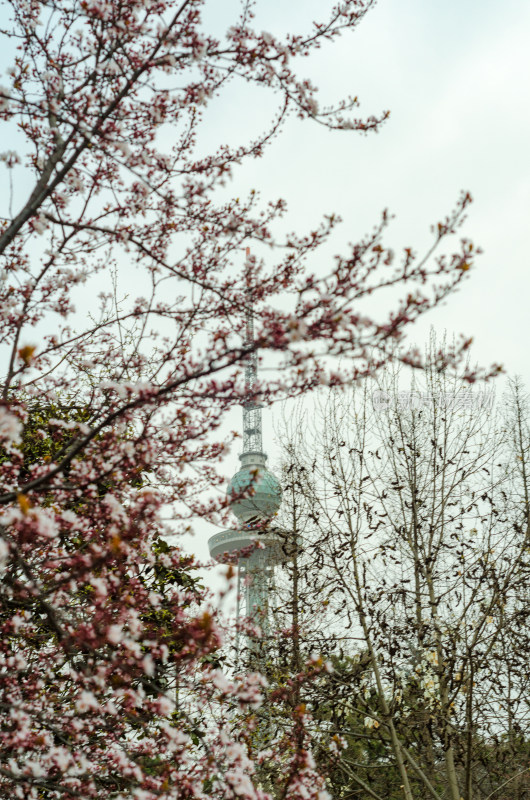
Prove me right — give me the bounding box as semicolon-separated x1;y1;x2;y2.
242;287;263;456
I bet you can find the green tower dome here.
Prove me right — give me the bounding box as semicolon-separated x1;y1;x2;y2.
227;452;282;525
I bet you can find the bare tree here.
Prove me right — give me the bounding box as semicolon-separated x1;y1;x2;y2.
273;353;530;800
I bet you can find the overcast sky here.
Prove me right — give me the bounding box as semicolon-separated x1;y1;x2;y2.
218;0;530;373
189;0;530;560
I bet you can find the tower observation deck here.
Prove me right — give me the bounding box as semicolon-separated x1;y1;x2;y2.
208;254;289;641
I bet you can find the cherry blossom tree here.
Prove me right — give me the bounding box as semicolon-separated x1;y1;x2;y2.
0;0;487;797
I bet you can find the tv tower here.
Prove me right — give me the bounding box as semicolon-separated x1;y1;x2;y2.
208;253;287;656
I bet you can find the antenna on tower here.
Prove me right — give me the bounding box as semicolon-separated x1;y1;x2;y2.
242;247;263;458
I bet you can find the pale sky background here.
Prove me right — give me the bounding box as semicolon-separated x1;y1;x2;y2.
200;0;530;377
190;0;530;561
1;0;529;562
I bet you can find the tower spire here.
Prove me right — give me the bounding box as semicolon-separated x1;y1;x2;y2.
226;248;279;524
242;248;264;459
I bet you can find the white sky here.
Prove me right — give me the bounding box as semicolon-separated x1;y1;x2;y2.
190;0;530;561
208;0;530;376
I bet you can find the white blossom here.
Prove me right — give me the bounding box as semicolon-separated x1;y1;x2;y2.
0;408;22;445
90;577;108;597
32;214;48;235
32;508;59;539
141;655;155;676
107;624;123;644
0;537;9;568
0;85;11;111
76;690;99;712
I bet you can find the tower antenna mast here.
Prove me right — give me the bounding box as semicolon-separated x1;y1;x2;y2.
242;247;263;458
